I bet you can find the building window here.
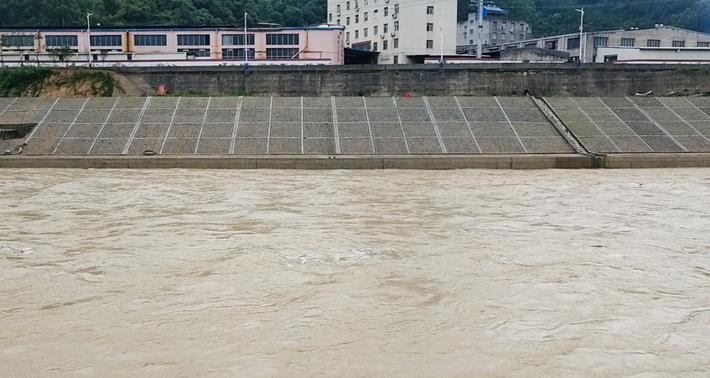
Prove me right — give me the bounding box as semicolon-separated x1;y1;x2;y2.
364;28;368;37
394;55;398;64
426;23;434;32
384;23;388;33
177;34;210;46
621;38;635;47
1;35;35;47
567;37;580;49
492;33;497;41
222;34;255;46
384;7;388;17
426;40;433;49
393;38;399;48
672;40;685;47
394;21;399;31
593;37;608;47
355;14;359;23
647;39;660;47
46;35;78;47
374;9;378;18
337;4;341;12
90;35;122;47
698;41;710;47
427;6;434;15
383;40;388;50
364;12;368;22
346;1;350;10
134;34;167;46
223;48;255;59
519;34;524;41
346;32;350;42
374;26;378;35
355;30;359;39
266;34;299;45
373;42;378;51
178;48;210;57
395;4;399;14
266;48;299;59
346;17;350;25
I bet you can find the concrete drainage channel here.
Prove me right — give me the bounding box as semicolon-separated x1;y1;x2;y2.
1;96;710;169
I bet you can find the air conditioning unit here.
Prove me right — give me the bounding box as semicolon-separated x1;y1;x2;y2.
390;33;396;38
392;13;397;19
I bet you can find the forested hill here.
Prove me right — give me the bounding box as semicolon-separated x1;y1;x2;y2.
0;0;708;37
472;0;710;36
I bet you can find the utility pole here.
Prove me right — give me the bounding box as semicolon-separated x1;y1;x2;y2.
439;9;444;65
87;12;93;67
476;0;484;59
576;8;584;63
244;12;249;64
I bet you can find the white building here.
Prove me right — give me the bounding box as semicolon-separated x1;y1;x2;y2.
456;5;532;55
494;25;710;63
594;46;710;64
327;0;457;64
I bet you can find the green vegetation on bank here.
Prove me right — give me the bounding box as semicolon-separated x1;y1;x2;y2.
0;67;114;96
0;0;708;37
0;67;53;96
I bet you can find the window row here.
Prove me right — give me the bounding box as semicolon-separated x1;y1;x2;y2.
91;35;122;47
265;34;299;45
177;34;210;46
46;35;78;47
222;34;255;46
1;35;35;47
223;48;255;59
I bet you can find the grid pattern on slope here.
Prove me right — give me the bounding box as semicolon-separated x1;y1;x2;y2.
430;96;573;154
7;96;573;156
546;97;710;153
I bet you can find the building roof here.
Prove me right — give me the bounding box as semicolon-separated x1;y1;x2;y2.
0;25;345;33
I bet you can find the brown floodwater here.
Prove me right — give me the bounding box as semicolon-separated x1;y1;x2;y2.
1;168;709;377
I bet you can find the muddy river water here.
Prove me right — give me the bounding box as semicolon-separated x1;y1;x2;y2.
1;168;709;377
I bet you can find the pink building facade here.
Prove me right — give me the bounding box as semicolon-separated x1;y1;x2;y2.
0;26;345;65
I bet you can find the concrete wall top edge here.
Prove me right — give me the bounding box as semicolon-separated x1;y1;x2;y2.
112;63;710;74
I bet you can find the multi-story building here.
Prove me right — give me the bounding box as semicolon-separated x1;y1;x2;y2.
0;26;345;66
327;0;457;64
494;25;710;63
456;5;532;55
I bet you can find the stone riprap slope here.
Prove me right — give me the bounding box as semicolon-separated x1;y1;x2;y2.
0;96;573;156
545;97;710;153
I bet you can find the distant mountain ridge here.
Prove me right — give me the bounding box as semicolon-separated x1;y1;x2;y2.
0;0;708;37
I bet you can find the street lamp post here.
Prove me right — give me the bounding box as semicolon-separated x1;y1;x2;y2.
244;12;248;64
87;12;93;67
476;0;484;59
439;9;444;65
575;8;584;64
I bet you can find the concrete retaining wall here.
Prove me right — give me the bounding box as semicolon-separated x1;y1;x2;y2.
115;64;710;97
5;153;710;170
0;154;593;170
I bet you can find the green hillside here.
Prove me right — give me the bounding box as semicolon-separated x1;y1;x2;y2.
0;0;708;37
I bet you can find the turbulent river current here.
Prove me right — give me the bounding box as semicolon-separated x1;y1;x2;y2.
1;168;710;377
